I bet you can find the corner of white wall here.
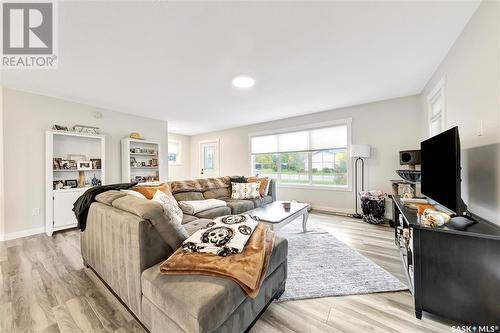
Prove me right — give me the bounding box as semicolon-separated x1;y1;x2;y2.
0;86;5;241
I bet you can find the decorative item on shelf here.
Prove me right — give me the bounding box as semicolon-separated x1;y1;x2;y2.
61;160;77;170
53;158;62;170
77;160;92;171
351;144;371;219
91;174;101;186
392;149;422;197
90;158;101;170
130;157;137;167
129;132;143;140
151;158;158;166
64;179;78;188
53;180;64;190
421;208;450;227
141;162;146;167
73;125;99;135
79;172;86;187
52;124;69;131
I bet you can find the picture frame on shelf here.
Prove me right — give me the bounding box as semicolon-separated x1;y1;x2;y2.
90;158;102;170
61;160;77;170
77;160;92;170
65;179;78;188
53;158;62;170
53;180;64;190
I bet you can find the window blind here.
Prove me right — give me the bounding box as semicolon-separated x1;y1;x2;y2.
250;125;347;154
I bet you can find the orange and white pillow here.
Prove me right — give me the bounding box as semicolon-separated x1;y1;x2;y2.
247;177;270;197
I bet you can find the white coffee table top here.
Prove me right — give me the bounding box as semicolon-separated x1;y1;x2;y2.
249;201;310;224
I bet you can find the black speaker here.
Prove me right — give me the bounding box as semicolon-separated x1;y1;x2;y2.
399;150;421;165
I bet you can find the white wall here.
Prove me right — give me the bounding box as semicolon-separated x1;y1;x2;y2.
2;88;168;236
191;95;424;214
0;87;4;240
421;0;500;224
168;133;191;181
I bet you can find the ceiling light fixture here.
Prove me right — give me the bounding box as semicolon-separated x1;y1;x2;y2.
232;75;255;89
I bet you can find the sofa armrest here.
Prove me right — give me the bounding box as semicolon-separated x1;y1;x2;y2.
81;202;173;318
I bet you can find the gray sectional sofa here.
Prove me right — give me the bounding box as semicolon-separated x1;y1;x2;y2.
81;178;288;333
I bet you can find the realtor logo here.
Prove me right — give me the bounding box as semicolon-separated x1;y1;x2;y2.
1;2;58;68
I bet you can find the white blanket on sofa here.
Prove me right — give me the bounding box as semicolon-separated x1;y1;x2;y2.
178;199;227;215
182;214;259;256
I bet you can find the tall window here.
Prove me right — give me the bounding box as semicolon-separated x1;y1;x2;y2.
168;140;181;165
427;78;446;137
250;121;350;188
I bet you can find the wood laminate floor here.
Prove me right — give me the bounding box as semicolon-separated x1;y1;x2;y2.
0;212;456;332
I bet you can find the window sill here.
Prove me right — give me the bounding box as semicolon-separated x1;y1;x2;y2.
278;184;352;192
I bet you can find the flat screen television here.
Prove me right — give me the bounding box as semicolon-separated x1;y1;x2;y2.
421;126;466;215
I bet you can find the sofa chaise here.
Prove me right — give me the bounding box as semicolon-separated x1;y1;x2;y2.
81;177;288;333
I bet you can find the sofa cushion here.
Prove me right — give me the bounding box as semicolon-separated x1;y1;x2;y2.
203;188;231;199
95;190;127;206
141;236;288;333
194;206;231;219
249;195;274;208
181;214;198;224
112;195;188;250
174;192;204;202
183;218;213;236
219;198;254;214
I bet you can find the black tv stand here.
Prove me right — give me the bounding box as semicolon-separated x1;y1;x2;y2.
391;195;500;325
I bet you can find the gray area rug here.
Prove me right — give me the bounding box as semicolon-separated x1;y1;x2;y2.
276;219;407;302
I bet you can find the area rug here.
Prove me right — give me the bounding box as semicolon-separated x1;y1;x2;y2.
276;219;407;302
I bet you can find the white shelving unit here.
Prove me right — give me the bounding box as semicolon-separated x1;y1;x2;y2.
46;130;106;236
121;138;162;183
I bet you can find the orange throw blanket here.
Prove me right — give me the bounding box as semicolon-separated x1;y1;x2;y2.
160;224;275;298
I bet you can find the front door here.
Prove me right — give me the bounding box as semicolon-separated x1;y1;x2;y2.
199;140;219;178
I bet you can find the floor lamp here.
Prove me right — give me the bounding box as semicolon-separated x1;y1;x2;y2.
351;144;371;219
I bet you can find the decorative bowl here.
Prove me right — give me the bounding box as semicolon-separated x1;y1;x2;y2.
396;170;421;183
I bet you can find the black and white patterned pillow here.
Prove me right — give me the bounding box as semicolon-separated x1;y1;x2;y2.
231;182;260;199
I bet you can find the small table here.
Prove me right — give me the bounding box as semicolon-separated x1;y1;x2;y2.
249;201;310;232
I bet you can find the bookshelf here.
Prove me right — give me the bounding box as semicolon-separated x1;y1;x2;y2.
45;130;106;236
121;138;162;183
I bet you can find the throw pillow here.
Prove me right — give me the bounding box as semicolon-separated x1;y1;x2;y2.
133;183;177;204
121;189;147;199
230;176;247;183
231;182;260;200
247;176;270;197
152;190;185;246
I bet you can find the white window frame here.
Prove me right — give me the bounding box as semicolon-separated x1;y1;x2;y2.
168;139;182;165
427;77;446;137
248;118;352;191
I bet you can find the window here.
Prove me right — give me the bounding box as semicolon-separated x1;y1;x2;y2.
427;78;446;137
250;121;350;188
168;140;181;165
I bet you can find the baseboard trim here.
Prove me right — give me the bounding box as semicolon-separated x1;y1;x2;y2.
311;205;355;215
0;226;45;241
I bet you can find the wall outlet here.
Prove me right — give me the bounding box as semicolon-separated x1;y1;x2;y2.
32;208;40;216
477;120;484;136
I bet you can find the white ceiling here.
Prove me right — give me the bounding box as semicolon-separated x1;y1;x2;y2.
1;1;480;135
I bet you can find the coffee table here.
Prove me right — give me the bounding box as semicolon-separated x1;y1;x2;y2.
249;201;310;232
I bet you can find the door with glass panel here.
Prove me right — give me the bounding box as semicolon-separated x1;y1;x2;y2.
199;140;219;178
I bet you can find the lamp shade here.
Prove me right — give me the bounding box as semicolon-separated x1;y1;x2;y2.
351;144;371;158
